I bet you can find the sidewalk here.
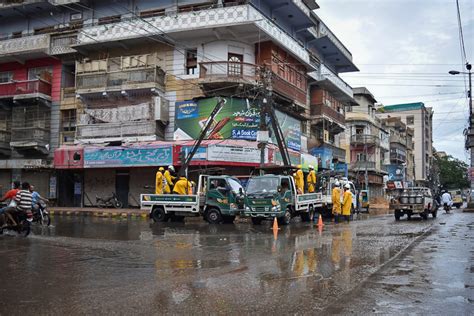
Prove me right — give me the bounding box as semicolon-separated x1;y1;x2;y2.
49;207;148;218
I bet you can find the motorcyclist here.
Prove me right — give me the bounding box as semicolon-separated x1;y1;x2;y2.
0;181;21;227
29;185;49;213
5;182;33;226
441;190;452;211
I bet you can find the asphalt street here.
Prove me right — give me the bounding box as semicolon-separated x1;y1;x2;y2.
0;209;472;315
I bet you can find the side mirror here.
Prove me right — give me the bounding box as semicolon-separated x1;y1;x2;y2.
277;185;282;193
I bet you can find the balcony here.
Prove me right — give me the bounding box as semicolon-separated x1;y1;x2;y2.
389;134;406;145
316;64;354;101
350;161;376;171
310;104;345;125
0;33;50;62
76;120;158;143
60;87;76;109
351;134;380;146
271;73;307;108
199;61;260;95
76;60;165;95
390;153;406;163
50;34;78;55
76;4;311;67
0;79;52;100
0;130;11;156
10;126;50;154
310;142;346;163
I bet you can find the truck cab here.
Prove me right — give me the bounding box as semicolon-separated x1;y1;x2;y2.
243;174;321;225
390;187;435;220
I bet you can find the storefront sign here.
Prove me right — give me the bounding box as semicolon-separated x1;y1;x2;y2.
300;153;318;172
386;164;405;181
180;146;207;161
274;110;301;152
334;163;348;177
310;147;332;169
207;145;262;164
84;146;173;168
176;101;199;120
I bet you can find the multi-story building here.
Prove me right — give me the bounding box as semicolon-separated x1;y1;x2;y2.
1;0;359;207
344;87;388;198
381;117;416;187
377;102;433;185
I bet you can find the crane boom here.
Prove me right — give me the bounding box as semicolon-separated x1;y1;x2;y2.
178;98;226;177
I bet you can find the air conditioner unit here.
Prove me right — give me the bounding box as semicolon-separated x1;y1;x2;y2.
154;96;169;122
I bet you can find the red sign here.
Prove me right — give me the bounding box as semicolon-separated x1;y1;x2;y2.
54;147;84;169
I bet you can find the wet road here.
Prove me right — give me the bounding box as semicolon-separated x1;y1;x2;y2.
0;211;471;315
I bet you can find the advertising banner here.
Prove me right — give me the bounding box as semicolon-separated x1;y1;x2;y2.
386;164;405;181
300;153;318;172
207;145;264;164
180;146;207;161
174;97;301;151
84;146;173;168
310;147;332;169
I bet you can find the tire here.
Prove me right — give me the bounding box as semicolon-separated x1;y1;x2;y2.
222;215;235;224
114;200;123;209
395;210;401;221
97;201;106;208
39;213;51;227
251;217;263;225
151;207;169;222
456;204;461;209
407;214;412;220
20;221;30;237
420;212;428;220
206;208;223;224
278;209;291;226
432;210;437;218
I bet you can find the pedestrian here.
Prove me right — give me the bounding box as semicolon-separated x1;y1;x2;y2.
164;165;176;194
307;165;317;193
294;164;304;194
332;181;342;223
173;176;192;195
155;167;165;194
342;184;352;222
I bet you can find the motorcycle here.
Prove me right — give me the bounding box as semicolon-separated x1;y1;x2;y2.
96;193;123;209
0;210;31;237
32;201;51;226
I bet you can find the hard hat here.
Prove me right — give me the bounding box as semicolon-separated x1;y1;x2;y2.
344;184;350;189
297;164;302;169
159;167;164;172
309;165;314;170
191;181;196;186
168;165;175;171
334;181;340;187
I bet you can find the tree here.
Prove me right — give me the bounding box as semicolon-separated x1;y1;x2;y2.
434;154;469;190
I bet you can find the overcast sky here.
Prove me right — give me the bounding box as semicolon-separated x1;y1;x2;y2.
316;0;474;162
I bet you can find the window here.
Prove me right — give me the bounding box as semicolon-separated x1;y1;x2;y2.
61;109;76;132
12;31;22;39
406;115;414;125
28;67;52;82
139;8;165;18
0;72;13;83
357;153;367;161
227;53;243;77
185;49;197;75
98;15;121;25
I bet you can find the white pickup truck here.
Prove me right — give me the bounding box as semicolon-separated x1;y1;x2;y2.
318;177;358;217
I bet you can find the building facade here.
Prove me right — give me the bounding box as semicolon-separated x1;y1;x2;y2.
344;87;388;199
0;0;359;206
377;102;433;185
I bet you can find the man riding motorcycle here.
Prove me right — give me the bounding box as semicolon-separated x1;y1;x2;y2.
4;182;33;226
441;190;453;212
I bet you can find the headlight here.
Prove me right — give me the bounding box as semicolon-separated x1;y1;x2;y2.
245;206;250;211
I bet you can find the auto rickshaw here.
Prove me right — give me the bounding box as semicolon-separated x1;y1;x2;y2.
359;190;369;212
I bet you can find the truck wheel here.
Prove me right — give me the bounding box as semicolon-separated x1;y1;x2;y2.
456;204;461;209
251;217;263;225
151;207;169;223
394;210;401;221
301;207;314;222
278;209;291;226
206;208;223;224
432;210;437;218
420;212;428;220
222;215;235;224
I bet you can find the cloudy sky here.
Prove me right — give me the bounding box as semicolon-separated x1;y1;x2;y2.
316;0;473;162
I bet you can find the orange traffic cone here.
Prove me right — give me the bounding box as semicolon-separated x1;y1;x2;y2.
272;217;280;230
317;214;324;227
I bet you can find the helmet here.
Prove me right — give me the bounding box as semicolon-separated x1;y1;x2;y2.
168;165;175;171
297;164;302;169
191;181;196;186
334;181;340;187
309;165;314;170
344;184;350;189
159;167;164;172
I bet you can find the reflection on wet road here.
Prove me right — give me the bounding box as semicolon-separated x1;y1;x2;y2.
0;213;453;314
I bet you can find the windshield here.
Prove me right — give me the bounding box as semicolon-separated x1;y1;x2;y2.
246;177;279;194
227;178;243;194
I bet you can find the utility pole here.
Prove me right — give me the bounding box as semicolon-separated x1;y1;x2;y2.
258;67;270;175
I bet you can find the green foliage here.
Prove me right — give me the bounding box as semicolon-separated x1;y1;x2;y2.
435;155;469;189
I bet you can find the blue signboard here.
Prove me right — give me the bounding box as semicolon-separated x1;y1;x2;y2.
386;164;405;181
84;146;173;168
334;163;348;177
176;101;199;120
310;147;332;169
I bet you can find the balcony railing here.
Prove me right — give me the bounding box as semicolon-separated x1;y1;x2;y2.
76;120;156;140
0;79;52;98
351;134;380;146
319;64;353;99
11;126;50;144
0;34;49;57
350;161;376;171
271;73;307;107
310;104;345;125
390;153;406;163
76;67;165;93
389;134;406;145
199;61;260;83
50;34;77;55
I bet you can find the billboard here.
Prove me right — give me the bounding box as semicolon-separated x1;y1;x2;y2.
174;97;301;151
84;146;173;168
386;164;405;181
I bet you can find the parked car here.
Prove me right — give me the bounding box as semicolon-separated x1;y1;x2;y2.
390;187;435;220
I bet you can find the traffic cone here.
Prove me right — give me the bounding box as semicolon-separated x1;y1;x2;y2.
317;214;324;227
272;217;280;230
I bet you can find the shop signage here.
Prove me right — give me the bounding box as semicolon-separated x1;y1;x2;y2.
207;145;262;164
84;146;173;168
386;164;405;181
300;153;318;172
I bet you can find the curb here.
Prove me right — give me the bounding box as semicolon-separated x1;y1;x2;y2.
49;210;149;219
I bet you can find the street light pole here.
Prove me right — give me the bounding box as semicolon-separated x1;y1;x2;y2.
449;63;473;209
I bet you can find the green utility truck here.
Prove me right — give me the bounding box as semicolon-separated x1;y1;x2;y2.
242;174;322;225
140;175;245;224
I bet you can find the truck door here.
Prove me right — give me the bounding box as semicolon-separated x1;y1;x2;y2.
206;177;229;207
280;177;294;204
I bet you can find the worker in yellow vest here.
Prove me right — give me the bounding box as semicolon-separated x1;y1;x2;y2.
307;165;317;193
164;165;176;194
294;164;304;194
332;181;342;222
155;167;165;194
342;184;353;222
173;176;192;195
